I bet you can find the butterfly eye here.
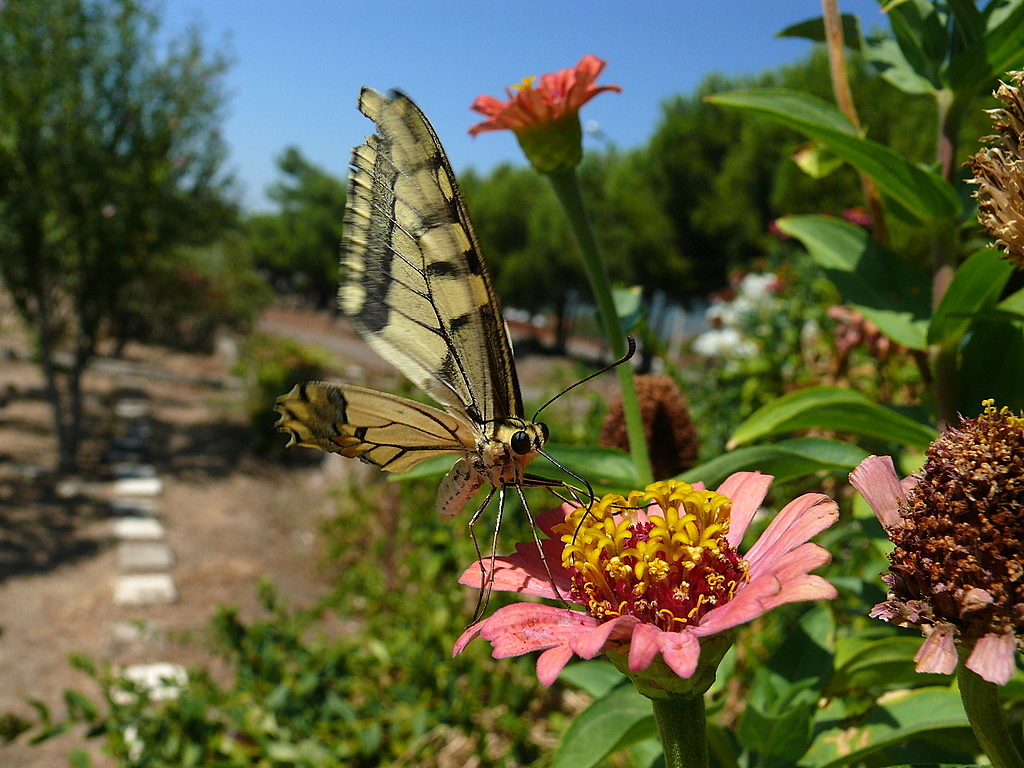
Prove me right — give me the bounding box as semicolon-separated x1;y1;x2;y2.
511;430;533;455
538;422;549;445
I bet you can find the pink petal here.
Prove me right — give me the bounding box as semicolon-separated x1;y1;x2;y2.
849;455;906;529
761;573;838;610
656;630;701;679
744;494;838;575
693;574;784;636
967;632;1017;685
627;621;663;671
718;472;773;545
913;626;958;675
458;538;570;599
537;645;576;687
474;603;597;658
758;542;833;590
570;615;638;659
535;503;574;537
453;621;484;656
470;93;506;116
626;624;702;678
693;542;836;637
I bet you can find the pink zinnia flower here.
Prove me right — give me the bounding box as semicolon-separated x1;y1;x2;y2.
454;474;838;693
851;403;1024;686
469;55;621;175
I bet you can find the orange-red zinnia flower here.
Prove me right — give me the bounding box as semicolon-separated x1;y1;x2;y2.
469;54;621;136
469;55;621;175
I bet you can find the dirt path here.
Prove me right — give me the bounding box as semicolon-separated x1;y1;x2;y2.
0;313;347;767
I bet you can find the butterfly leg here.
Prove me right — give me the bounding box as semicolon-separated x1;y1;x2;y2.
514;484;570;609
466;486;499;624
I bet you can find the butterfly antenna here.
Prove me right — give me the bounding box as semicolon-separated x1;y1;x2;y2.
534;449;595;512
531;336;637;422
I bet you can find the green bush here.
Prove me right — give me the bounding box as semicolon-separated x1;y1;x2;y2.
24;480;571;767
114;234;273;354
238;333;330;455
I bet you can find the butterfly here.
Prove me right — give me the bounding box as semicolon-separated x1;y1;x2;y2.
274;87;568;529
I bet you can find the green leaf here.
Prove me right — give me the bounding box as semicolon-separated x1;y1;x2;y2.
395;445;638;490
958;311;1024;413
866;36;938;95
680;438;868;489
776;14;862;49
886;0;947;88
626;738;664;768
803;687;969;767
738;608;835;760
708;90;960;222
947;0;985;52
394;453;458;480
947;0;1024;95
737;673;817;759
778;215;930;349
551;684;655;768
827;636;952;695
534;445;640;489
928;248;1014;345
792;142;846;179
558;661;625;699
613;284;644;334
999;284;1024;317
63;690;98;722
728;387;937;450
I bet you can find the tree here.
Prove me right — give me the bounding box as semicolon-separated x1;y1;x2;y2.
0;0;235;471
463;163;588;353
247;147;346;307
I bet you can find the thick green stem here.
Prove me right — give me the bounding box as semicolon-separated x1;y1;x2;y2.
545;169;654;485
651;695;708;768
957;664;1024;768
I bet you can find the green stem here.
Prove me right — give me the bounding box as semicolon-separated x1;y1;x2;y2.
651;695;708;768
545;168;654;485
957;664;1024;768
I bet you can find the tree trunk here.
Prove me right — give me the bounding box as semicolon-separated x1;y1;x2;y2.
32;297;78;473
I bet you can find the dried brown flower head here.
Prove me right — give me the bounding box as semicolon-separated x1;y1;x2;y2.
970;71;1024;269
599;375;699;480
853;401;1023;683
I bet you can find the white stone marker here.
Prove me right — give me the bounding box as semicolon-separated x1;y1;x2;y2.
113;574;177;605
111;517;165;540
115;400;150;419
113;476;163;496
117;541;175;571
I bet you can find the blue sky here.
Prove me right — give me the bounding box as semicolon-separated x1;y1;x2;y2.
161;0;887;211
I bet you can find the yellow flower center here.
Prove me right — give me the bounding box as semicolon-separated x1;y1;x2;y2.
513;75;537;92
553;480;750;632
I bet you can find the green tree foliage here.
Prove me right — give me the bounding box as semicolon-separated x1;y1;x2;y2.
113;232;272;354
0;0;235;471
462;163;588;352
649;48;990;289
247;147;346;308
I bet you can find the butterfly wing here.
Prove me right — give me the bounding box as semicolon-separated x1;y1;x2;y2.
340;87;523;426
275;382;476;473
